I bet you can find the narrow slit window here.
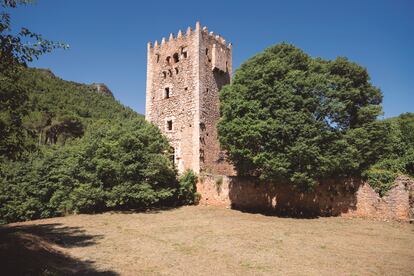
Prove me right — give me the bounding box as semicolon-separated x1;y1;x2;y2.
164;87;170;99
167;120;173;131
166;56;171;65
175;67;179;74
162;71;167;79
156;54;160;63
170;147;175;166
205;48;208;55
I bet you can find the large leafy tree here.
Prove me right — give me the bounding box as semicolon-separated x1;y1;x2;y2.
218;43;384;189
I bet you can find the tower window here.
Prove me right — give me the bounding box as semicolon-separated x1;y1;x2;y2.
205;48;208;55
166;56;171;65
167;120;173;131
156;54;160;63
162;71;167;79
168;69;172;77
181;47;188;58
184;87;188;91
170;147;175;166
164;87;170;99
175;67;179;74
173;53;179;63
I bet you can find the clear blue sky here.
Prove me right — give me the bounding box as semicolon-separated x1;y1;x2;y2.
10;0;414;118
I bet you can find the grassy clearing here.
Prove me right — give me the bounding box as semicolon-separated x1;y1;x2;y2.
1;206;413;275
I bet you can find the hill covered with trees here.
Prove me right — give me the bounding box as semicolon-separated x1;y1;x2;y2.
20;67;142;146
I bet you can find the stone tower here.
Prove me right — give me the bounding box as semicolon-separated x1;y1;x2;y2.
145;22;234;175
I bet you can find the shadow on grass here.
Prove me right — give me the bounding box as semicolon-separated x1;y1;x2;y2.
230;205;321;219
108;205;184;215
0;223;117;275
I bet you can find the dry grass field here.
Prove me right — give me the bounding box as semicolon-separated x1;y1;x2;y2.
1;206;413;275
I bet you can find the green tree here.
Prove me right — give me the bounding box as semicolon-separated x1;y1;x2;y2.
0;118;184;223
0;0;66;160
363;113;414;195
218;43;383;189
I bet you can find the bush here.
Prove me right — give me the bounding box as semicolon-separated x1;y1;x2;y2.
177;170;198;205
403;148;414;175
0;119;181;223
363;153;414;196
362;114;414;196
363;168;399;196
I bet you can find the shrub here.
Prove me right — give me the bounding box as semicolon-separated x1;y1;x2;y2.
363;154;414;196
362;114;414;196
363;168;399;196
177;170;198;205
0;119;181;223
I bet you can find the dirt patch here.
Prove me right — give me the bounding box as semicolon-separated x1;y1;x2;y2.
1;206;413;275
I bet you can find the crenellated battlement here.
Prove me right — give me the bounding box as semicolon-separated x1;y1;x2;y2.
147;21;231;51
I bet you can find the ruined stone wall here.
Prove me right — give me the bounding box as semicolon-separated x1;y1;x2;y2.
146;26;201;173
198;28;235;175
197;174;414;221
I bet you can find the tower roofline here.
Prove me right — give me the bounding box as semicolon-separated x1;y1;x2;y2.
147;21;232;50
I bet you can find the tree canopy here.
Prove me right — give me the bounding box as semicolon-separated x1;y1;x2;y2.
218;43;387;189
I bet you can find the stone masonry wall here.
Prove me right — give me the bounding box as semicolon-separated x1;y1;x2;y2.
197;174;414;221
199;27;235;176
146;25;200;173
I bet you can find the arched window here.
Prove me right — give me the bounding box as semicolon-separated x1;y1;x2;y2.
166;56;171;65
173;53;179;63
181;47;188;58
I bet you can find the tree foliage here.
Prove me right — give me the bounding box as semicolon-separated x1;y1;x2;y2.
0;118;184;222
218;43;385;189
363;113;414;195
0;0;67;159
